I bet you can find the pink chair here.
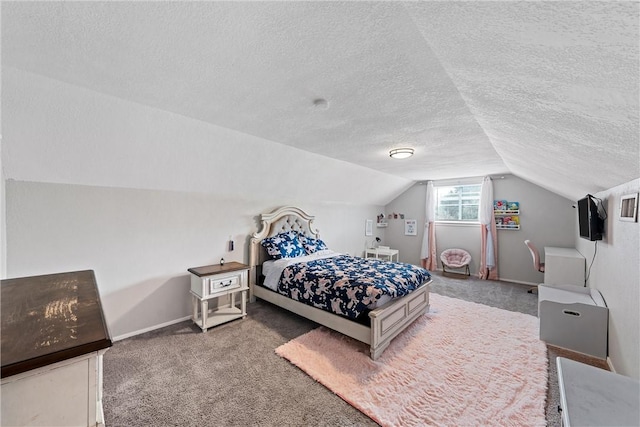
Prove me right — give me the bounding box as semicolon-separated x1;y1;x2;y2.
440;248;471;277
524;240;544;293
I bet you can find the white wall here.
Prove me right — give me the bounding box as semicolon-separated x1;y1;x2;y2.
4;69;638;377
384;175;576;284
2;69;400;339
495;175;576;283
3;68;411;206
0;134;5;279
577;178;640;379
6;181;381;339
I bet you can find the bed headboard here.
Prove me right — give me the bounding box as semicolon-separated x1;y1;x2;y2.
249;206;320;299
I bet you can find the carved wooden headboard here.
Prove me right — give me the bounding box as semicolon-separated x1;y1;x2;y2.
249;206;320;297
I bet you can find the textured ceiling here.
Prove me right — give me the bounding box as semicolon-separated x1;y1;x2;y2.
2;1;638;200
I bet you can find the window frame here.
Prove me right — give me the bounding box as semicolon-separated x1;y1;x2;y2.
433;181;482;225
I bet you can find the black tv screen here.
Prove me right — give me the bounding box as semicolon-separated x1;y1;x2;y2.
578;195;603;241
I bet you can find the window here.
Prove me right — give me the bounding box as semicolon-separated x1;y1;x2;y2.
435;184;481;222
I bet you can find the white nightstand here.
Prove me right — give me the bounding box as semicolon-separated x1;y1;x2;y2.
187;262;249;331
365;246;399;262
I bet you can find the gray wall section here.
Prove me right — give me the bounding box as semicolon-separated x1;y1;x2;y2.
576;179;640;378
384;175;576;284
5;180;383;339
0;138;5;279
385;176;640;378
4;178;639;379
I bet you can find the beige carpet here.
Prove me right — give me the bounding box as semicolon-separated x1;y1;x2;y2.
276;293;548;426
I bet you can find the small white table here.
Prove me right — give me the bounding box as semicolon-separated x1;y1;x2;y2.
365;247;399;262
544;247;585;286
557;357;640;426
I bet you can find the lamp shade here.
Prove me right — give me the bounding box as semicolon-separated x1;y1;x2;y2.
389;148;414;159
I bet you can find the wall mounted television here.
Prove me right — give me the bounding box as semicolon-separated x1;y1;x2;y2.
578;195;604;241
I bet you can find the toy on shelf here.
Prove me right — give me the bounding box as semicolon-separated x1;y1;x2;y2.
494;200;520;214
494;200;508;211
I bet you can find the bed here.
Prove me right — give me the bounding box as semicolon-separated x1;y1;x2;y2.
249;206;432;360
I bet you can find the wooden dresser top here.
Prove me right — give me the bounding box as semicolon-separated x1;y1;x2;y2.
1;270;112;378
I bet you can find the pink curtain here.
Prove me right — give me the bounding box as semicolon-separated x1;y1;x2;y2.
478;177;499;280
479;221;499;280
421;222;437;270
420;181;437;270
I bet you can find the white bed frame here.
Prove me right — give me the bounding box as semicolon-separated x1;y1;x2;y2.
249;206;431;360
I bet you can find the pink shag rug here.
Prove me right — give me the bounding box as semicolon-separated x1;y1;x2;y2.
276;293;547;426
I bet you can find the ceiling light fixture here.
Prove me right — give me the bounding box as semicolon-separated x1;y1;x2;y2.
389;148;414;159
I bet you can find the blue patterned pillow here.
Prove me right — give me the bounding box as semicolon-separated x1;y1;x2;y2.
261;232;306;259
302;236;328;254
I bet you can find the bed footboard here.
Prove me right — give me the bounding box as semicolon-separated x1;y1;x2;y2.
369;280;431;360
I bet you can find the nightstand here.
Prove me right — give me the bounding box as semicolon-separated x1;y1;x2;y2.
187;262;249;332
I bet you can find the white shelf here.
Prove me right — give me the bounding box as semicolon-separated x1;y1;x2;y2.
194;306;244;329
494;210;520;215
495;209;520;229
496;224;520;230
376;222;388;228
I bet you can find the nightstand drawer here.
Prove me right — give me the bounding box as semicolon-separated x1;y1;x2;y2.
188;263;249;299
209;275;240;293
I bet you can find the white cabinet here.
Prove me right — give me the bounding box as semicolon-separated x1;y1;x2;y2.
544;247;585;286
538;285;608;358
188;262;249;331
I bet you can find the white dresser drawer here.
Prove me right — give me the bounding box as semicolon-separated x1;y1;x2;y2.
208;275;240;293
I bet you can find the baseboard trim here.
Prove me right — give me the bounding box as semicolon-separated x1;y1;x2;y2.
113;315;192;342
498;278;540;286
606;356;616;373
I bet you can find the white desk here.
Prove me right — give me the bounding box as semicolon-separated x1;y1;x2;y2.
544;247;585;287
365;247;399;262
557;357;640;427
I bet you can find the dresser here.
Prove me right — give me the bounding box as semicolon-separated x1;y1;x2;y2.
1;270;112;427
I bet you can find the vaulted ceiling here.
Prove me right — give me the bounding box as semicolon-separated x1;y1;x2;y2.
2;1;638;201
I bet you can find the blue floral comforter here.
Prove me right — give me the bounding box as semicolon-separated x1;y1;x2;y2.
277;255;431;319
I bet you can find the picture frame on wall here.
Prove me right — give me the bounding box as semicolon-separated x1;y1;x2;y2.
365;219;373;236
404;219;417;236
619;193;638;222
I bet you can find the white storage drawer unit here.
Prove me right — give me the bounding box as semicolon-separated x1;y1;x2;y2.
538;284;608;359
